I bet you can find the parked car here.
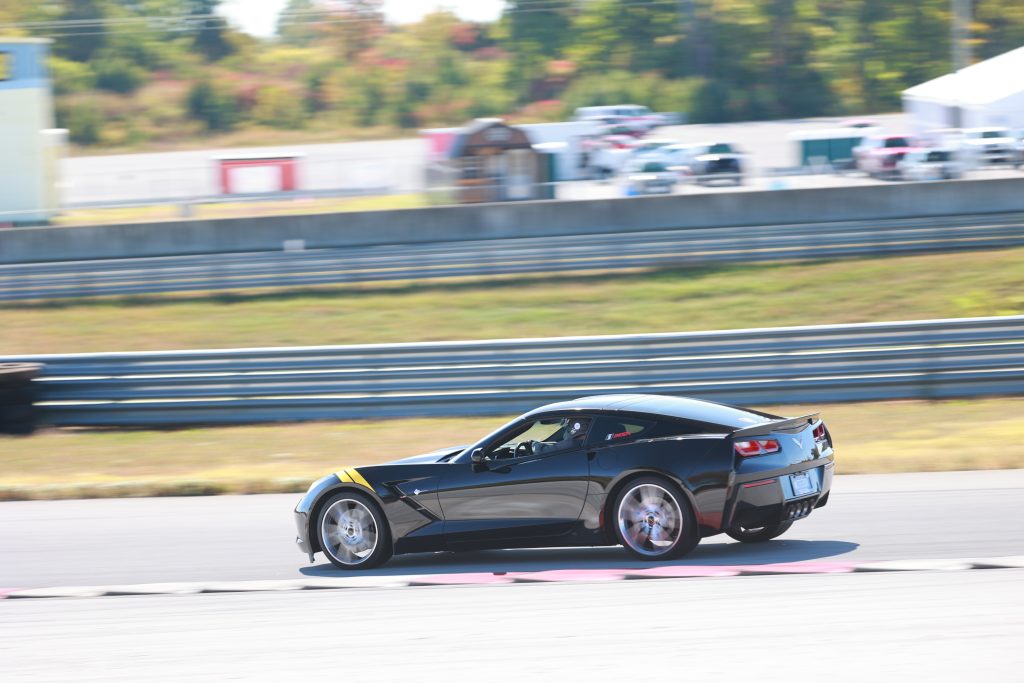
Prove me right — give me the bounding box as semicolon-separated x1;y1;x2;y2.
675;142;745;185
585;135;638;179
293;394;836;569
853;134;917;178
628;137;679;157
897;148;965;181
654;143;697;179
573;104;662;134
961;127;1022;168
653;111;686;126
622;158;678;195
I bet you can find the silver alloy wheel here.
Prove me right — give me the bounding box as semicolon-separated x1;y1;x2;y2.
617;483;683;557
320;498;379;566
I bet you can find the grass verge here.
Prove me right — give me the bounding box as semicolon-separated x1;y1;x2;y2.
52;193;429;227
1;398;1021;500
2;247;1023;354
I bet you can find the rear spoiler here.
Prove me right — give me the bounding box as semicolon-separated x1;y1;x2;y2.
730;413;819;439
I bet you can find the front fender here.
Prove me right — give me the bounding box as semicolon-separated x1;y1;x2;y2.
295;473;390;555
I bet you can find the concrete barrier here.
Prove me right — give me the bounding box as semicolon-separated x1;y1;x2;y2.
2;177;1024;264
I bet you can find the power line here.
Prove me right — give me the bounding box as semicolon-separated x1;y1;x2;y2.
3;0;683;39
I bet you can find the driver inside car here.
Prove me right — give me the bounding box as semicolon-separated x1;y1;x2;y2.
531;417;591;455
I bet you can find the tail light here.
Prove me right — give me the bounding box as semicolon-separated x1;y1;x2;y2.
734;439;781;457
813;423;828;442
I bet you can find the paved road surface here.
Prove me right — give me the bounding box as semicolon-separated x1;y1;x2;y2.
1;570;1020;681
2;470;1022;589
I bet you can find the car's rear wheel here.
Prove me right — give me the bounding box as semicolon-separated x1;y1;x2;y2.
726;520;793;543
317;491;392;570
613;476;699;561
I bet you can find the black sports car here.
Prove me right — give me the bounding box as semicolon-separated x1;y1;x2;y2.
294;394;835;569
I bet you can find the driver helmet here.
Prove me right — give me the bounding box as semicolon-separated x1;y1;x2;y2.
563;417;589;439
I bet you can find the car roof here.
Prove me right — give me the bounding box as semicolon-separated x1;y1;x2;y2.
525;394;773;429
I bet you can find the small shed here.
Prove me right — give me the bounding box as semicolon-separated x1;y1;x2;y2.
214;153;302;195
903;46;1024;130
789;127;880;169
428;119;548;203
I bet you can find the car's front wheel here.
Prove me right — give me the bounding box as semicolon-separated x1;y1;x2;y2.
317;491;392;570
726;520;793;543
613;476;699;560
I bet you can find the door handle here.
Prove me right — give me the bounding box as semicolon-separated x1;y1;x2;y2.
587;451;597;461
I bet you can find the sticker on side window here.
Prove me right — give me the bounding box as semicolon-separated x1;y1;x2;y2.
606;431;631;440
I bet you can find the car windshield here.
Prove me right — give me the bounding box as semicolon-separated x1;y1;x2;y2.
708;143;733;154
982;130;1006;139
884;137;910;148
926;151;951;162
641;161;666;172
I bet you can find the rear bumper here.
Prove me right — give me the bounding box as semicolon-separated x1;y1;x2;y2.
725;460;834;530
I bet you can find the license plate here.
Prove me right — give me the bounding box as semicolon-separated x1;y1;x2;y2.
791;471;817;497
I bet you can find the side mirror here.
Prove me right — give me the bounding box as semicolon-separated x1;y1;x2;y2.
470;448;485;464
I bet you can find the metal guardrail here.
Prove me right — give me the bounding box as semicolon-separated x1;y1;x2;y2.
2;212;1023;301
7;316;1023;427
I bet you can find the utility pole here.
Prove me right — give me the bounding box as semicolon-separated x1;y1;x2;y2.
948;0;971;127
679;0;709;78
952;0;971;71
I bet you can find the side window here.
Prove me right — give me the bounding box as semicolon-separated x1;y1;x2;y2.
486;416;591;460
588;417;655;446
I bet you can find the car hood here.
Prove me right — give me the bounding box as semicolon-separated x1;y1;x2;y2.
385;445;468;465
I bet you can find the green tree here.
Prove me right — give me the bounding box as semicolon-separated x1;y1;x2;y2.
252;85;307;128
49;57;97;95
189;0;234;61
497;0;574;102
186;79;237;130
277;0;318;46
320;0;385;61
974;0;1024;60
54;0;109;62
93;54;145;93
58;101;104;144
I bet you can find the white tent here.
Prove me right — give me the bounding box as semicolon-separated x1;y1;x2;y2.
903;45;1024;131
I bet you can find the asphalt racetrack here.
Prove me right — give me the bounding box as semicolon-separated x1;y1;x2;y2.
2;470;1022;681
3;470;1023;588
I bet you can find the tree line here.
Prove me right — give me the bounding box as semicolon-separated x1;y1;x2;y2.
3;0;1023;147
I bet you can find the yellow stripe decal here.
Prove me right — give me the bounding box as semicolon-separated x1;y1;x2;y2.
337;470;353;483
345;468;373;490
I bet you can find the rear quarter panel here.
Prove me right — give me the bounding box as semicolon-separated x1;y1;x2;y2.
587;436;734;537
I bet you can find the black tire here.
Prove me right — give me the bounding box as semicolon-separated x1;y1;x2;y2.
316;490;392;570
612;475;699;561
726;520;794;543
